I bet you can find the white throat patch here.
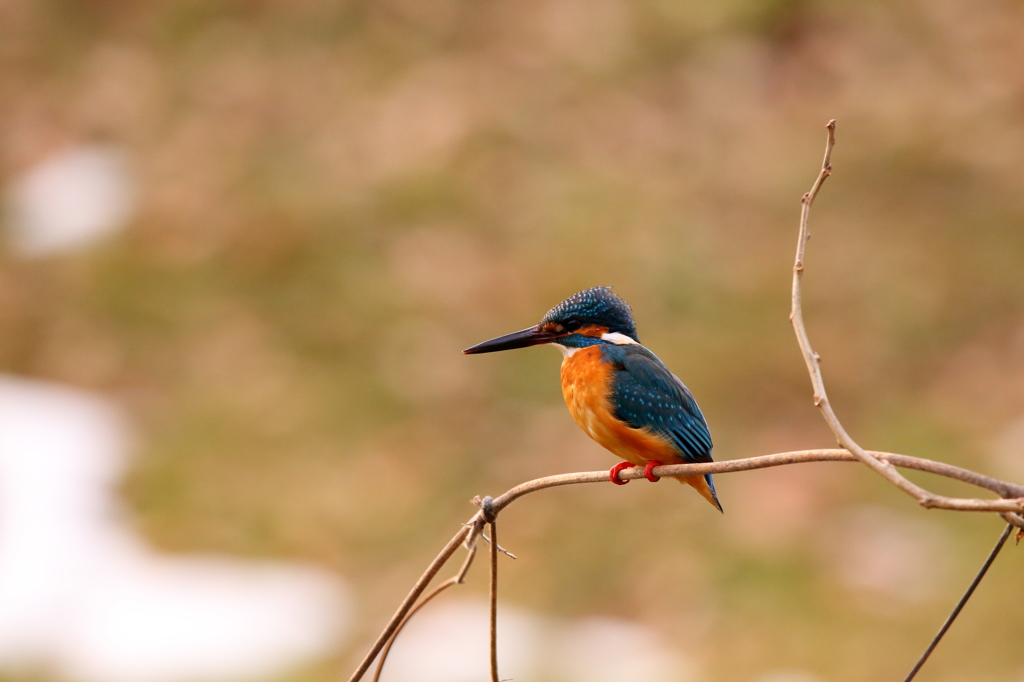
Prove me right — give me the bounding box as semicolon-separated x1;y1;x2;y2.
553;344;580;358
600;332;638;345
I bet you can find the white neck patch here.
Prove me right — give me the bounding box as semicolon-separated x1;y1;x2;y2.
601;332;638;345
553;343;580;358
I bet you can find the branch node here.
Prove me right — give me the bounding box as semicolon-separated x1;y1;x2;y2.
465;497;495;549
475;495;497;523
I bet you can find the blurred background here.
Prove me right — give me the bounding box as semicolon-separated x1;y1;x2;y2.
1;1;1024;681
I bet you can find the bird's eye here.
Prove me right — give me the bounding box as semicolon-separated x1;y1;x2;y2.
563;319;581;332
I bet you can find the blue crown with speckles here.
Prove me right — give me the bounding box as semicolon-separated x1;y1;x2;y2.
540;287;639;342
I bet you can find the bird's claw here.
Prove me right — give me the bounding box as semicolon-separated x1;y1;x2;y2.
643;460;664;482
609;461;633;485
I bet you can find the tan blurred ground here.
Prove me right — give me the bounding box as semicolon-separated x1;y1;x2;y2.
2;1;1024;680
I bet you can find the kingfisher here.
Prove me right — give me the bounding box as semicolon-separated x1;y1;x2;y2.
464;286;722;511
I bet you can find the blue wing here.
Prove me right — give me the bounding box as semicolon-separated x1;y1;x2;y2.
603;344;713;464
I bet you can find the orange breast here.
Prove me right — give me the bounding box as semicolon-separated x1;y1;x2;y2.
560;346;682;466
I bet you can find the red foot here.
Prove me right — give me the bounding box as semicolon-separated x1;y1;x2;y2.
643;460;665;482
609;461;633;485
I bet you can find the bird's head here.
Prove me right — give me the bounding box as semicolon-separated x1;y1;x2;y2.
463;286;639;355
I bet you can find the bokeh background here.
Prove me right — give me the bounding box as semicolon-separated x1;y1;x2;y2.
2;1;1024;681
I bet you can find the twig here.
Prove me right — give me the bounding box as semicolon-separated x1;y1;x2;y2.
489;520;499;682
371;546;478;682
902;523;1014;682
481;531;517;559
790;121;1022;514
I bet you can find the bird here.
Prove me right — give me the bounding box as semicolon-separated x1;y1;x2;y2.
464;286;722;511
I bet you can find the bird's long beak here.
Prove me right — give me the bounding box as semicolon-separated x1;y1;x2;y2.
463;326;562;354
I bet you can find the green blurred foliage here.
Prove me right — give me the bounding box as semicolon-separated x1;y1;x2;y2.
1;0;1024;680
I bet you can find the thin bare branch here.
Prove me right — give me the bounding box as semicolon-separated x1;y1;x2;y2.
481;531;517;559
789;121;1020;515
903;523;1014;681
492;450;1024;515
489;521;499;682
